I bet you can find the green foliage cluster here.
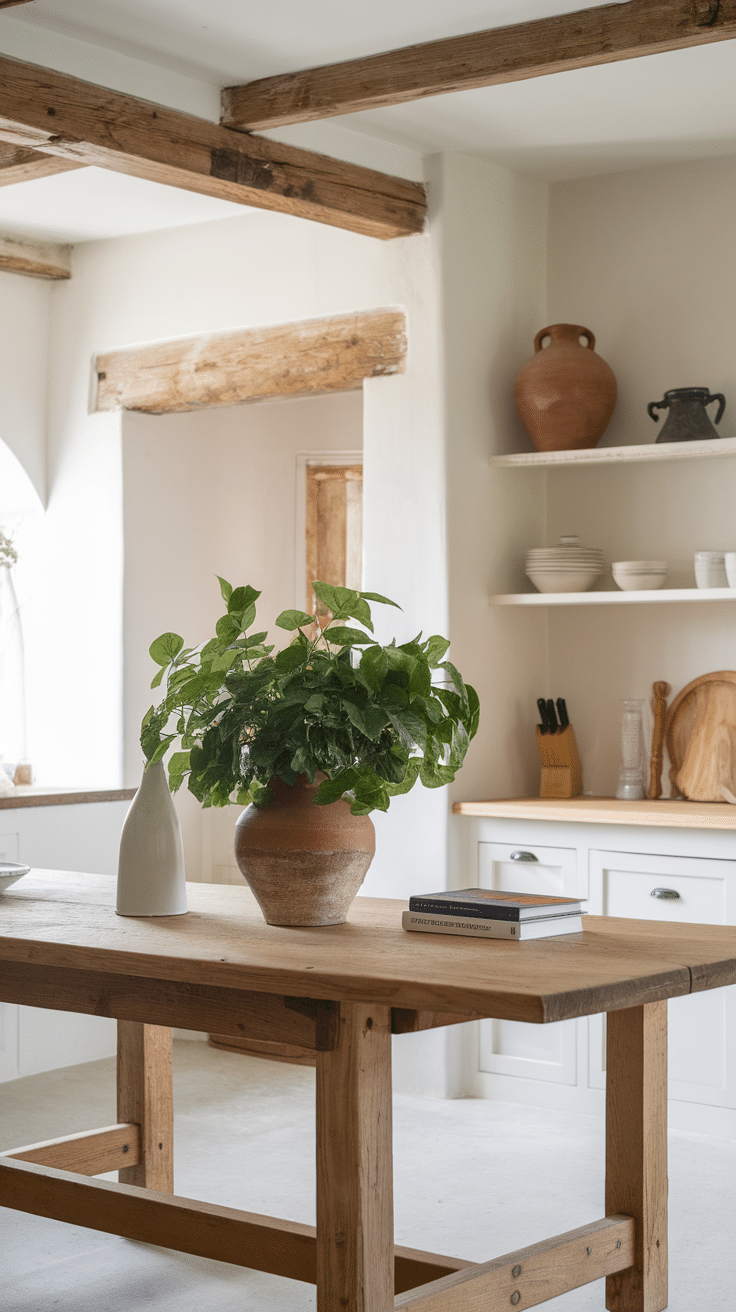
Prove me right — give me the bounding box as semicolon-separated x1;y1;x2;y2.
142;578;479;816
0;530;18;567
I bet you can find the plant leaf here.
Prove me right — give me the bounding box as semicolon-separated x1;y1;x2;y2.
215;614;241;644
216;576;233;604
149;632;183;666
348;596;373;632
425;635;451;667
313;581;357;616
324;626;376;647
275;609;316;631
387;707;427;750
228;585;260;615
359;590;401;609
343;700;390;740
313;769;359;804
440;660;468;708
358;645;388;691
274;644;308;671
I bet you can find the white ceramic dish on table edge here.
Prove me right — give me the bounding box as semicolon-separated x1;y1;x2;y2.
0;861;31;893
724;552;736;588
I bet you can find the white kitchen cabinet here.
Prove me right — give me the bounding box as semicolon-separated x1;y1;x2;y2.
458;809;736;1135
478;841;579;1086
586;849;736;1109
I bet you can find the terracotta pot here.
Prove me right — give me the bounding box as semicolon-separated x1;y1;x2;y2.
234;774;375;926
514;324;617;452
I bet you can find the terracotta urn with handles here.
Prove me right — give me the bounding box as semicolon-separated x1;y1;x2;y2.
234;773;375;926
513;324;617;452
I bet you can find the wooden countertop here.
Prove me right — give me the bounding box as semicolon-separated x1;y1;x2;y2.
0;787;136;810
452;796;736;829
2;871;736;1025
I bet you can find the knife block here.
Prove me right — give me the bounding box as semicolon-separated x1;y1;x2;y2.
536;725;583;799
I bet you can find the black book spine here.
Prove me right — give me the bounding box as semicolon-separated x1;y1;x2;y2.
407;897;519;921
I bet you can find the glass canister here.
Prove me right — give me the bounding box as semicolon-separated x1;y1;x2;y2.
615;699;646;801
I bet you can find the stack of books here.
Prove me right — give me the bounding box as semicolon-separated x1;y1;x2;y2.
402;887;586;940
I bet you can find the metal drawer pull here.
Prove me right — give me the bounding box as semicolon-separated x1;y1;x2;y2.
651;887;680;900
510;851;539;862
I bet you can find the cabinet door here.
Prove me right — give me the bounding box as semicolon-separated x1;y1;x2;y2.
588;849;736;1107
478;842;579;1085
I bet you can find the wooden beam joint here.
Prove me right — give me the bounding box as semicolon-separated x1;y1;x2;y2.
0;54;425;240
395;1215;635;1310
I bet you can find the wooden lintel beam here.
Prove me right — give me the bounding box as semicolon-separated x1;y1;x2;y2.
395;1214;635;1310
0;141;83;187
222;0;736;130
94;309;407;414
0;55;425;241
0;1155;468;1290
2;1123;141;1176
0;234;71;279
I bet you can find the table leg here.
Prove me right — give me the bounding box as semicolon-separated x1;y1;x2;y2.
117;1020;174;1192
605;1001;668;1312
316;1002;394;1312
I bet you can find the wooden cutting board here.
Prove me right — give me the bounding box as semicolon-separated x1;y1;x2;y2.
665;672;736;802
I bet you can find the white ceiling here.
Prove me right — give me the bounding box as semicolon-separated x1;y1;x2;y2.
1;0;735;244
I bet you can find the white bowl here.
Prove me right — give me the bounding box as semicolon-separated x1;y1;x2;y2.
726;552;736;588
527;566;602;593
612;563;668;591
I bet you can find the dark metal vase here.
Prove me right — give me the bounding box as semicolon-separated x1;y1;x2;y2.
648;388;726;443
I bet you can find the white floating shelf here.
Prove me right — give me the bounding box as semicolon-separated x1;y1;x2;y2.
489;588;736;606
488;435;736;469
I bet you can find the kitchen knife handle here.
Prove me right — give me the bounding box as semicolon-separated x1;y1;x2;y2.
556;698;569;728
546;698;559;732
537;697;549;733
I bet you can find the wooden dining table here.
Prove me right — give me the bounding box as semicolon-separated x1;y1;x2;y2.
2;870;736;1311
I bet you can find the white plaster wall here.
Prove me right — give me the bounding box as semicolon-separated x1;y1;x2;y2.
546;156;736;794
430;155;550;815
122;392;363;881
0;269;49;502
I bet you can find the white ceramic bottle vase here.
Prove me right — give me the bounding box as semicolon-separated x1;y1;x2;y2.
117;760;187;916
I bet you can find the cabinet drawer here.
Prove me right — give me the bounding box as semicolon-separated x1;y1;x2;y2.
478;841;578;1085
589;849;729;924
477;841;579;898
588;849;736;1107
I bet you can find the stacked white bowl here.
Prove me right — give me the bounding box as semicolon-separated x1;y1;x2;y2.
526;535;604;593
612;561;668;591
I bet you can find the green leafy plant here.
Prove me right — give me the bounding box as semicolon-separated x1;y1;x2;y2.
142;579;479;816
0;530;18;567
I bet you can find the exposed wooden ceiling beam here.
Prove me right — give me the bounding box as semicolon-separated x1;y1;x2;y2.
0;142;84;187
0;234;71;280
94;309;407;414
222;0;736;130
0;56;426;240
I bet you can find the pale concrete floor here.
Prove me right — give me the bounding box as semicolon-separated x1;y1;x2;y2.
1;1041;733;1311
